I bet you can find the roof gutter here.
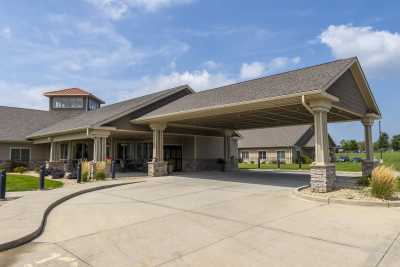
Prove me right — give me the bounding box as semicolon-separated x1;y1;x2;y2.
301;95;314;115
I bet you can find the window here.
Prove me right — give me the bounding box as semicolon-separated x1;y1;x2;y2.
241;151;249;160
60;143;69;160
88;98;100;111
258;151;267;160
10;148;30;161
277;151;286;162
52;97;83;109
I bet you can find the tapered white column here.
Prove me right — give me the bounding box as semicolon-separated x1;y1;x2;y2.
49;141;54;162
308;97;336;192
148;123;168;177
361;113;379;176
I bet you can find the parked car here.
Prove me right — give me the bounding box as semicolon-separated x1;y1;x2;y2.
352;157;362;163
337;156;350;162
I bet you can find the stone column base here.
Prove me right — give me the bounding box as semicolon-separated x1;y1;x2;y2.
310;164;336;193
148;161;168;177
362;160;379;177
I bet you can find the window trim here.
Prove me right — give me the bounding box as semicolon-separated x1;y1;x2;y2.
258;150;267;160
241;151;249;160
277;150;286;161
52;96;84;109
9;147;31;162
60;143;69;160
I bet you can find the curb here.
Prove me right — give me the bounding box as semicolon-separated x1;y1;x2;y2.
292;186;400;208
0;181;141;252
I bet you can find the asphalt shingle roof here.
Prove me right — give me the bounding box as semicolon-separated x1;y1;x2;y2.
0;107;72;141
238;125;312;148
139;57;356;119
28;85;191;138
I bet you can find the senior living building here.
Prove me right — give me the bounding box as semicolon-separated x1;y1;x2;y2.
0;57;381;192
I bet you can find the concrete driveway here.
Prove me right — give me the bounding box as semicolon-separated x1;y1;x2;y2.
1;171;400;267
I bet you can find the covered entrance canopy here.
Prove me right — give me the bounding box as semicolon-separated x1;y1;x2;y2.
133;57;381;192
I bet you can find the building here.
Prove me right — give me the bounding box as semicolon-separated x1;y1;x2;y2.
238;125;336;164
0;57;381;192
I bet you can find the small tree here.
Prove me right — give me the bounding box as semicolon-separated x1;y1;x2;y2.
340;139;359;152
391;134;400;151
375;132;390;152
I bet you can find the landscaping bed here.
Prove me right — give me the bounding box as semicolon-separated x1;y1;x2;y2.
300;185;400;202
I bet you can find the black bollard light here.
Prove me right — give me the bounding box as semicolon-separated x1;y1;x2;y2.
257;158;260;169
111;160;116;179
39;164;45;190
76;161;82;183
0;170;6;200
277;158;281;169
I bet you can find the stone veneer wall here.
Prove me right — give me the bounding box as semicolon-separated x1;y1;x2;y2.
148;161;168;176
310;164;336;193
362;160;379;177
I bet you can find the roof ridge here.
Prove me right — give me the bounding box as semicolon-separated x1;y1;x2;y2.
0;106;49;112
190;57;357;96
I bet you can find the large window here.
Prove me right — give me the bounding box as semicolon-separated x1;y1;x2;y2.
241;151;249;160
277;151;286;162
52;97;83;109
88;98;100;111
10;147;30;161
258;151;267;160
60;143;69;160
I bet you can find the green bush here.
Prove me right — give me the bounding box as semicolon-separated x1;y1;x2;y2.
13;166;27;174
357;176;370;186
81;171;89;182
370;165;397;199
301;155;313;164
95;171;106;180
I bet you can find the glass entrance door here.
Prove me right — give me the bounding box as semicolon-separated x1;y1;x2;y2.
164;145;182;172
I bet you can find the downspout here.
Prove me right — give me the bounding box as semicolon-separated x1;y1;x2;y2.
301;95;314;115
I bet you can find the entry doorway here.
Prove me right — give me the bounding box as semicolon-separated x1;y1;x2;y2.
75;143;89;160
164;145;182;172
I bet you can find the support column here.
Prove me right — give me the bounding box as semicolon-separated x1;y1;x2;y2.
49;141;55;162
148;123;168;177
362;114;379;177
309;97;336;192
93;136;107;162
223;130;237;171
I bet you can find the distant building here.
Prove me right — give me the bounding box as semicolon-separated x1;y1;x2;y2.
238;125;336;164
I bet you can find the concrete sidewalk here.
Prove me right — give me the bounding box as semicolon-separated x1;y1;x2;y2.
0;178;143;251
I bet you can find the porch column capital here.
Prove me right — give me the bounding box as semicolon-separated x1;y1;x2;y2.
150;122;167;131
308;97;332;113
361;113;378;127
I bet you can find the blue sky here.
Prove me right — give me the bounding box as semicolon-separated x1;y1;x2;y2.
0;0;399;142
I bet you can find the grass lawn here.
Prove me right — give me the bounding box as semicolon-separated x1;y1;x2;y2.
336;151;400;171
6;174;64;192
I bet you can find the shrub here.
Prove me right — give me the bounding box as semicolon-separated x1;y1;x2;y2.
357;176;370;186
370;165;397;199
250;161;254;164
82;171;89;182
301;155;313;164
95;171;106;180
81;161;90;181
13;166;27;174
95;161;107;180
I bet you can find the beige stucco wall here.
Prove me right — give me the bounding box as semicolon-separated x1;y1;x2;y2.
239;147;295;164
0;143;50;162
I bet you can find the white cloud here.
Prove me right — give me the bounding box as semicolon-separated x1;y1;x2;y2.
240;57;301;79
0;27;11;39
320;25;400;74
85;0;193;20
240;62;266;79
132;69;233;96
0;81;65;110
203;60;222;70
